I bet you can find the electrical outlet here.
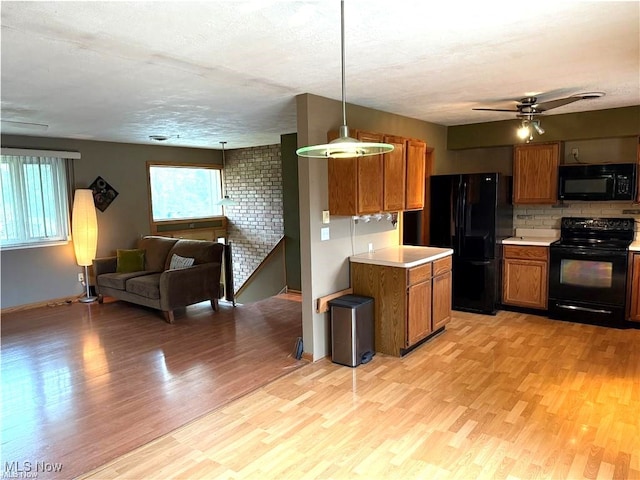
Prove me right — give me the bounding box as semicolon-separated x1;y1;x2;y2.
78;272;84;283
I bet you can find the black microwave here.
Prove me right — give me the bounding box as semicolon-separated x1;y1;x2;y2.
558;163;637;201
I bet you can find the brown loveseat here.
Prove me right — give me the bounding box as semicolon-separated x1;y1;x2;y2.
93;236;224;323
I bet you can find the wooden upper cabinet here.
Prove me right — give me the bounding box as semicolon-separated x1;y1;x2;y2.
328;156;358;215
327;129;426;215
383;135;407;212
406;139;426;210
327;129;382;215
513;142;561;205
636;136;640;203
355;130;384;214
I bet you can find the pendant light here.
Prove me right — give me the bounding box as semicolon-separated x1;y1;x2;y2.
296;0;394;158
216;141;237;207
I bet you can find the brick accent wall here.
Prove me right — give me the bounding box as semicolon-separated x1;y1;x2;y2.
514;203;640;234
223;144;284;291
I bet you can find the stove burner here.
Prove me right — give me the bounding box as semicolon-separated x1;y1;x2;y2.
557;216;634;250
553;237;632;251
560;217;635;232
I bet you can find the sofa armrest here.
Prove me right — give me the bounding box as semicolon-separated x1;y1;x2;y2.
159;262;222;310
93;256;118;277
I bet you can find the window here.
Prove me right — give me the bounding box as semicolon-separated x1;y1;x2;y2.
0;150;77;249
147;163;223;222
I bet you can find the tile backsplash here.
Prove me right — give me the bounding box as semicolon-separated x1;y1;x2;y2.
513;202;640;234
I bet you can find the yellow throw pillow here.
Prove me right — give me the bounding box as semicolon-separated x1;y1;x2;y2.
116;249;145;273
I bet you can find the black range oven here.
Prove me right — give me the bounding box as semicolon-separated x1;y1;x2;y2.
548;217;635;326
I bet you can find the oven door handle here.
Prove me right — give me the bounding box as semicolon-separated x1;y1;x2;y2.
551;247;627;258
556;304;613;315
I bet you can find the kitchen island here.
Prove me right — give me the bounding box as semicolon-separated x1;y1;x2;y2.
350;245;453;357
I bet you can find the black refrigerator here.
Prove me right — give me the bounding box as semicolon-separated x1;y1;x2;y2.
405;173;512;314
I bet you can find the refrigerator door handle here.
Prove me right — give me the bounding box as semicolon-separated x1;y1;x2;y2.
453;178;462;251
459;179;467;253
460;180;467;229
469;260;491;266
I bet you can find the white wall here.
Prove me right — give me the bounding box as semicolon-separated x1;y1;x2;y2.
296;94;449;360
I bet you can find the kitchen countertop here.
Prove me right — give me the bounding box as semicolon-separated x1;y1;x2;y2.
502;228;560;247
350;245;453;268
503;228;640;250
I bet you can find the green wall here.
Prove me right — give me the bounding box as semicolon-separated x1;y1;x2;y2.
280;133;302;291
448;106;640;149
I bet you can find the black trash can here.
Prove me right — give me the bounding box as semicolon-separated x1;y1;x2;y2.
328;295;375;367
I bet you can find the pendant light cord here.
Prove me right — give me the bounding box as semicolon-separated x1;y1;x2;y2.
220;141;227;198
293;0;394;157
340;0;347;128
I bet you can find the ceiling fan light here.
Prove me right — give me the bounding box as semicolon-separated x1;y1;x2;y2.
516;123;531;140
532;121;545;135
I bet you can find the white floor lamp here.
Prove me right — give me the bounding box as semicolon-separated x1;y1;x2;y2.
72;189;98;303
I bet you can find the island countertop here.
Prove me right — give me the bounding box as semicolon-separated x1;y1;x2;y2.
349;245;453;268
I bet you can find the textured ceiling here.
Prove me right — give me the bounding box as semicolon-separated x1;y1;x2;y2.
1;1;639;150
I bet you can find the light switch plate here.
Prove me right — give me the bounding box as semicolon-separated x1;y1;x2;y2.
322;210;330;224
320;227;330;241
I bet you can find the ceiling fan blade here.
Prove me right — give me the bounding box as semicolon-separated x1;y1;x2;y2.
1;119;49;131
472;108;519;112
534;96;582;112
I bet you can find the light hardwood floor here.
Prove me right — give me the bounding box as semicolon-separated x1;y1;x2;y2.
1;294;304;479
83;310;640;480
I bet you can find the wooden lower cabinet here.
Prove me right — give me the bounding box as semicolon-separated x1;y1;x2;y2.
432;262;452;330
351;254;452;357
407;278;432;345
628;253;640;322
502;245;549;310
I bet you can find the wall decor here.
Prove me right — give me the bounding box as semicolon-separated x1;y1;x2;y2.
89;176;119;212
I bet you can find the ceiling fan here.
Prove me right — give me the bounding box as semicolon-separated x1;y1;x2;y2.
473;92;605;141
1;119;49;132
